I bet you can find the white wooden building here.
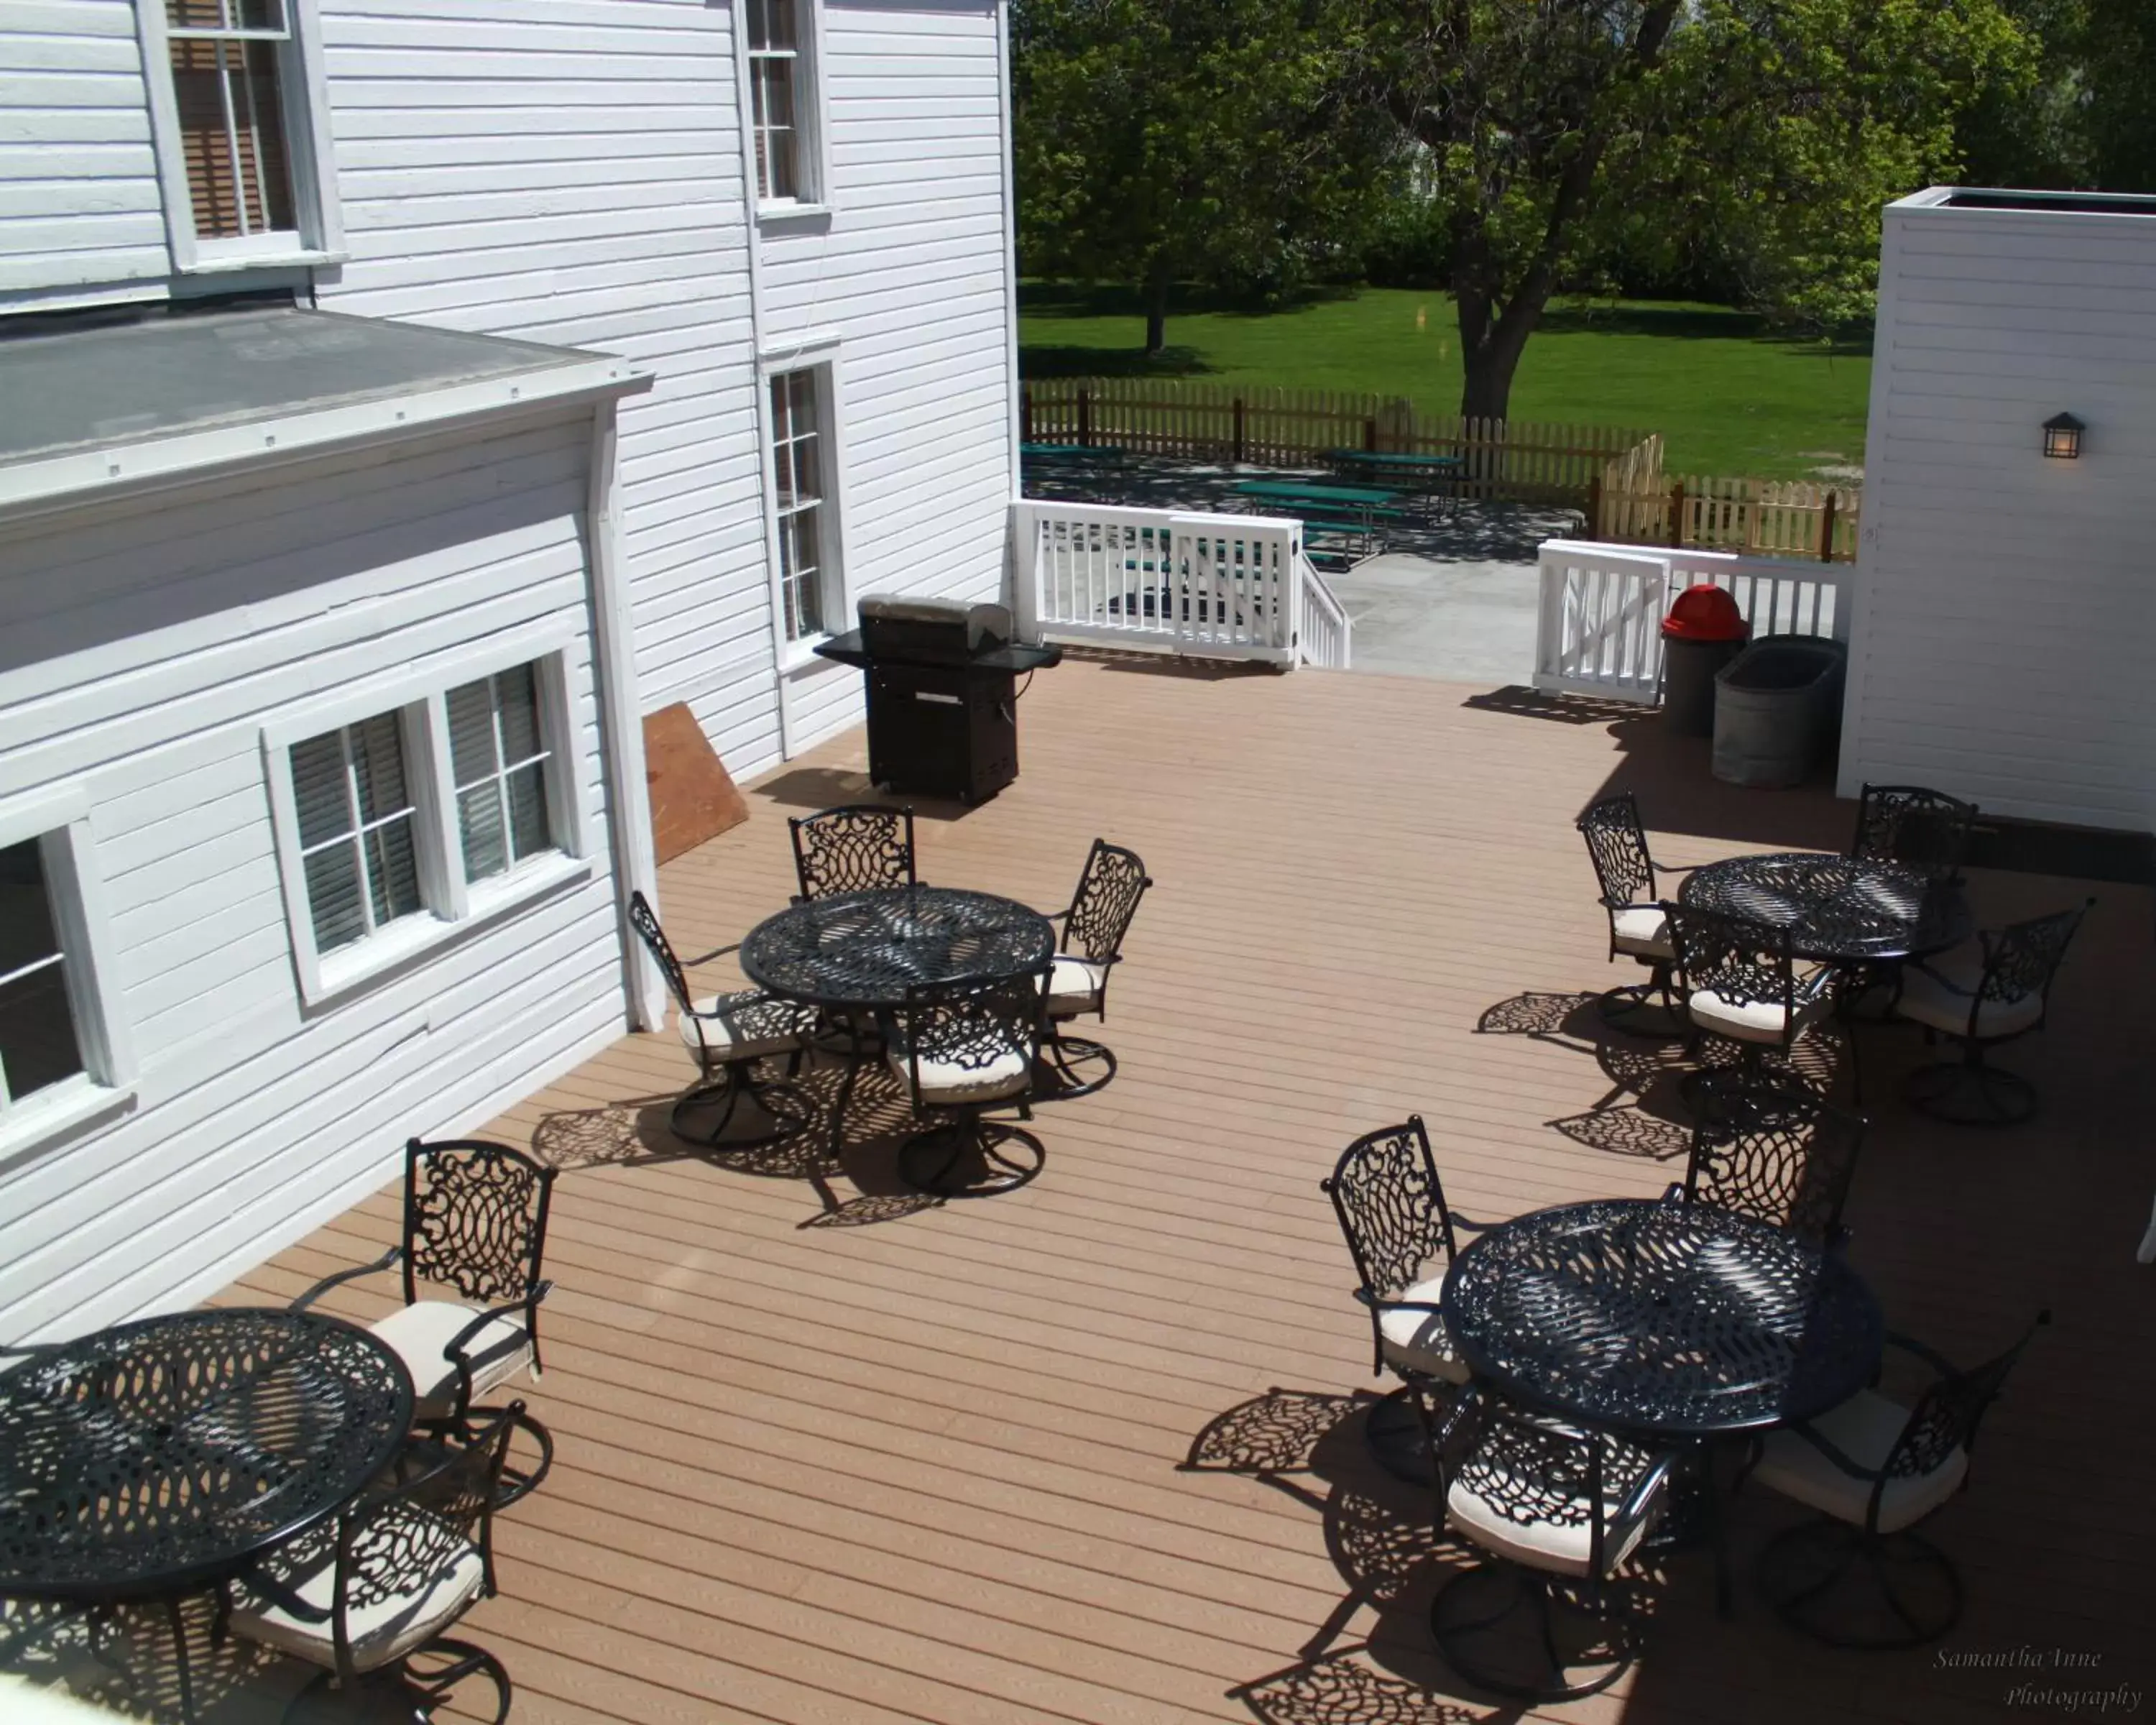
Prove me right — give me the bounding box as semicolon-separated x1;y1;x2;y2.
1840;186;2156;833
0;0;1020;1338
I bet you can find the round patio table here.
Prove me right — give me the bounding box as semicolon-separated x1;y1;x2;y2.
0;1307;411;1719
741;886;1056;1154
1441;1197;1882;1441
1679;852;1971;964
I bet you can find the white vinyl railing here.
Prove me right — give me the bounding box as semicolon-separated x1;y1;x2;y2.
1010;500;1351;669
1532;538;1852;703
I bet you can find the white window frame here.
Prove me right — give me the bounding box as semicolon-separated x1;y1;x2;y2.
0;786;137;1159
757;339;849;667
738;0;832;220
137;0;346;275
262;632;592;1006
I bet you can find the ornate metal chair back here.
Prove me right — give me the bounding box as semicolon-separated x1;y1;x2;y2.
1577;793;1655;909
1061;839;1152;967
328;1402;517;1683
1851;784;1977;879
1322;1118;1457;1369
401;1138;556;1310
1970;902;2091;1031
625;889;696;1016
1665;905;1800;1034
789;804;916;901
1686;1078;1865;1247
895;968;1049;1107
1871;1314;2047;1534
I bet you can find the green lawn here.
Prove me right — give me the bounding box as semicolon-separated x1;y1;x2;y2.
1019;284;1872;481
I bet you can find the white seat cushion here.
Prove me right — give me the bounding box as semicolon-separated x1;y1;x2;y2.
1611;906;1672;960
1688;970;1831;1045
678;990;814;1062
1752;1388;1968;1534
1446;1425;1665;1578
887;1041;1032;1105
1895;950;2043;1041
1046;954;1110;1016
370;1300;532;1421
1376;1270;1470;1384
229;1506;486;1673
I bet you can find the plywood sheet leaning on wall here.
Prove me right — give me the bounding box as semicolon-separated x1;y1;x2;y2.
643;703;750;865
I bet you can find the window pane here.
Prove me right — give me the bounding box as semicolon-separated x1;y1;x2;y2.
349;713;410;826
0;962;84;1105
365;815;423;926
169;34;295;239
506;763;551;860
0;840;63;980
167;0;226;26
767;0;797;49
458;786;508;884
290;732;351;850
495;666;543;763
303;840;367;952
791;430;821;505
445;679;499;788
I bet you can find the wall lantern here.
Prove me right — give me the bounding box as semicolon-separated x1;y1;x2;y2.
2042;412;2085;459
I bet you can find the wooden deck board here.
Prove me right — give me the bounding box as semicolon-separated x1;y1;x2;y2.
212;656;2149;1724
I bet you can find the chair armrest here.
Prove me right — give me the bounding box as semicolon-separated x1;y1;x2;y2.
1660;1182;1688;1208
1796;966;1841;1008
230;1552;333;1623
1611;1450;1681;1537
443;1284;553;1361
1881;1330;1959;1379
679;940;742;965
1784;1420;1883;1482
288;1245;402;1313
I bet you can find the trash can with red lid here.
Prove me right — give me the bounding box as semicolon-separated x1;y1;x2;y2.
1660;584;1749;736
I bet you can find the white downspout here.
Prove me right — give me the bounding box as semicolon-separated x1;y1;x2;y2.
586;392;667;1031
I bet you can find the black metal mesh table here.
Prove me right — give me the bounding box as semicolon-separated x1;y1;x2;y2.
0;1308;411;1603
1441;1198;1881;1440
741;886;1055;1011
1679;852;1971;964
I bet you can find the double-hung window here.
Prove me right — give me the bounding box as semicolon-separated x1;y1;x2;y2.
770;368;833;643
746;0;821;207
267;648;588;1003
0;796;134;1151
144;0;341;267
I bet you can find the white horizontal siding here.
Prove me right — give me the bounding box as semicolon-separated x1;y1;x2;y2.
314;0;783;775
1840;198;2156;832
0;413;627;1339
0;0;170;301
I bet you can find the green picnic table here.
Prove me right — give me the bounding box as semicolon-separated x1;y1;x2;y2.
1233;478;1404;510
1322;448;1465;512
1021;442;1126;464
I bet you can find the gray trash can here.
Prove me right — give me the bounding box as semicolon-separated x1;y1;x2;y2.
1712;635;1847;788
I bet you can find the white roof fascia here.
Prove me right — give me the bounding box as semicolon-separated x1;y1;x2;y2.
0;356;653;525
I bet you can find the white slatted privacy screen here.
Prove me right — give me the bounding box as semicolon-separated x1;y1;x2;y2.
0;840;85;1111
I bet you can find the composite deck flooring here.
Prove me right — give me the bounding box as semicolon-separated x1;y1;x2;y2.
212;656;2146;1725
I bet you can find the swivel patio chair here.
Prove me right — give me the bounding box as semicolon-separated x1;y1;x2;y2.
628;890;815;1148
789;803;916;902
1576;793;1682;1037
1424;1383;1678;1703
888;967;1050;1197
1038;837;1151;1099
1321;1117;1471;1484
1897;902;2091;1126
1674;1075;1866;1249
1850;783;1978;883
228;1403;520;1722
1665;903;1846;1098
1746;1312;2047;1647
287;1139;558;1509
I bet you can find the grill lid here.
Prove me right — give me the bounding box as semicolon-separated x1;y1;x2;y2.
856;594;1014;658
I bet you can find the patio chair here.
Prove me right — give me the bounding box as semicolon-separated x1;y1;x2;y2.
227;1403;520;1721
1576;794;1681;1037
1321;1117;1471;1484
1897;901;2090;1126
788;803;916;902
1850;783;1978;882
628;890;815;1148
1674;1075;1866;1249
1423;1383;1678;1702
1746;1312;2047;1647
1664;903;1846;1096
1038;837;1152;1099
887;967;1051;1197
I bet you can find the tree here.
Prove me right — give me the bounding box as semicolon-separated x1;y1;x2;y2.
1358;0;2031;418
1013;0;1393;354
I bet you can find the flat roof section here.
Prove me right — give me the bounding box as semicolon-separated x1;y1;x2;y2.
0;305;611;468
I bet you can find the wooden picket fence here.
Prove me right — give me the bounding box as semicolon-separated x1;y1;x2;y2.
1591;467;1861;564
1020;377;1654;507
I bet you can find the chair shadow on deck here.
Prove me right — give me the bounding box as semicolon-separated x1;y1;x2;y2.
527;1056;951;1229
0;1595;324;1725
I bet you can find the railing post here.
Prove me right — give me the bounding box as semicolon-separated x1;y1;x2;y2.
1077;388;1092;449
1233;397;1246;465
1819;491;1838;564
1669;482;1686;549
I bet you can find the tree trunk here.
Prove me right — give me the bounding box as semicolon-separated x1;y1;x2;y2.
1455;288;1547;422
1143;260;1171;355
